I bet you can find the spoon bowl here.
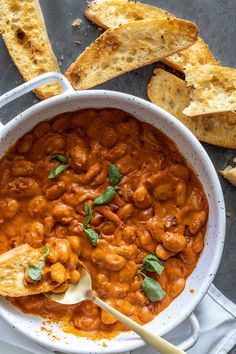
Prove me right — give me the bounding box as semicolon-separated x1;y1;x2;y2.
46;268;91;305
46;265;185;354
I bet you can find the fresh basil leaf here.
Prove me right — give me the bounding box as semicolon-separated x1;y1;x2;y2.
83;228;99;246
40;246;50;261
108;164;122;187
141;275;166;302
93;186;116;205
28;266;41;281
28;261;44;282
28;246;49;282
143;254;164;275
143;254;164;266
144;260;164;275
83;203;92;229
51;154;68;164
48;163;68;179
43;245;50;258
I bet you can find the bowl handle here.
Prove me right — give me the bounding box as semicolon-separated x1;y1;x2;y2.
0;72;73;114
177;313;200;351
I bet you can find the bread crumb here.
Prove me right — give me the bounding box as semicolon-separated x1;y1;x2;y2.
74;40;81;45
226;211;233;218
72;18;82;27
220;164;236;187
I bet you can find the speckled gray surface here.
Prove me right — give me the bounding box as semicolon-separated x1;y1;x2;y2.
0;0;236;353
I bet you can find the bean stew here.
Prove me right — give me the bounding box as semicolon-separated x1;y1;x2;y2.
0;108;208;337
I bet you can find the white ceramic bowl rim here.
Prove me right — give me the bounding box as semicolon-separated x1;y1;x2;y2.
0;74;225;354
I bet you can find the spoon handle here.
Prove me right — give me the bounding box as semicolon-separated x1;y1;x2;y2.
91;294;185;354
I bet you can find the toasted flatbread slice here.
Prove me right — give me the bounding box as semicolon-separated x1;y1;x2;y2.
220;165;236;187
183;65;236;116
0;0;62;100
85;0;175;28
66;19;198;90
85;0;217;72
163;37;218;72
0;244;55;297
147;68;236;149
147;68;190;116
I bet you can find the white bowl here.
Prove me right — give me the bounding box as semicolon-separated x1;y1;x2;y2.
0;73;225;353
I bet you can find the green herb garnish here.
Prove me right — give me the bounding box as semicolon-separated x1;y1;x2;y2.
141;274;166;302
50;154;68;164
28;263;44;281
108;164;122;187
142;254;164;275
136;254;165;302
93;165;121;206
28;245;50;282
82;204;99;246
42;245;50;259
83;203;92;229
83;165;121;242
83;228;99;247
93;186;116;206
48;154;68;179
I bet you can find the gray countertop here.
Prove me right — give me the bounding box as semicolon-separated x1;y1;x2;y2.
0;0;236;353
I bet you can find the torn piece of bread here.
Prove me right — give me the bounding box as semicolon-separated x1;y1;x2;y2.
147;68;236;149
85;0;217;72
85;0;175;29
0;244;55;297
147;68;190;116
183;65;236;116
72;18;82;27
66;19;199;90
0;0;62;100
220;165;236;187
163;37;218;72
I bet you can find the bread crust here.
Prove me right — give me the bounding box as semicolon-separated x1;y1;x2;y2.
85;0;217;72
163;37;218;72
0;244;55;297
220;166;236;187
183;65;236;116
85;0;175;28
66;19;199;90
147;68;236;149
0;0;62;99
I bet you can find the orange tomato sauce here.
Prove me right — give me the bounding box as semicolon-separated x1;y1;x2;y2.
0;108;208;337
